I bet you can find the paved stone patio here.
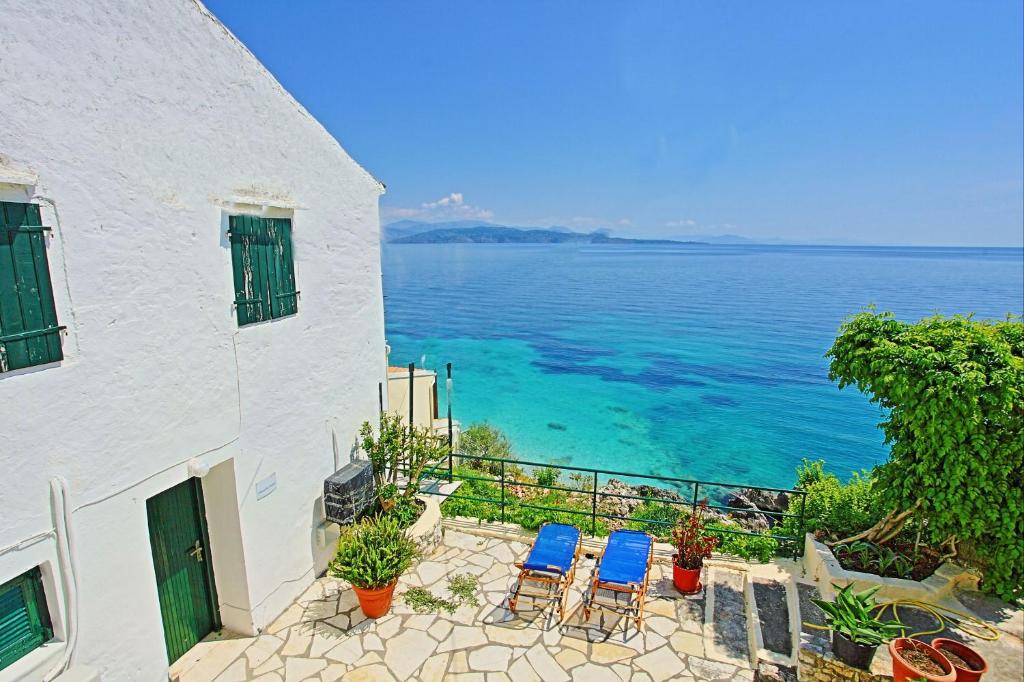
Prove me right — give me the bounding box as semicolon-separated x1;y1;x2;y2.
171;528;755;682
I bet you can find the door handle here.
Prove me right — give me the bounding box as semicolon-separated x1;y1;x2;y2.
188;540;204;563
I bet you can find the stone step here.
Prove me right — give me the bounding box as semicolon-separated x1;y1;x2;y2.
745;577;798;667
703;566;751;668
795;580;830;652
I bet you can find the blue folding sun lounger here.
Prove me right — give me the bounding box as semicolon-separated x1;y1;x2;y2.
509;522;582;622
583;529;655;632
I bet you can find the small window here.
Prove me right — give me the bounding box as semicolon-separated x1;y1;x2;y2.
0;202;64;372
228;215;298;326
0;567;53;671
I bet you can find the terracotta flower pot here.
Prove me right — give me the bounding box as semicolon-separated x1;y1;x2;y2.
671;556;702;594
932;638;988;682
889;638;956;682
352;580;398;618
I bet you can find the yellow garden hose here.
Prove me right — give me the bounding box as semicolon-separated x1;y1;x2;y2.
874;599;1001;641
803;599;1002;642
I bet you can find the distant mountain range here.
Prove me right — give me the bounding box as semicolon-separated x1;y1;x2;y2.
383;220;700;245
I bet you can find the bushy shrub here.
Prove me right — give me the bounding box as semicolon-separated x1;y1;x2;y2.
707;523;780;563
534;466;560;488
625;501;682;538
625;501;780;562
781;459;881;541
458;423;516;475
828;312;1023;600
440;466;609;534
385;496;422;529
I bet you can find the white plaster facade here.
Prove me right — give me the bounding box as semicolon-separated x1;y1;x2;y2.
0;1;387;680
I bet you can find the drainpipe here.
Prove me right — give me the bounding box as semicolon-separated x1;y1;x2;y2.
44;477;79;681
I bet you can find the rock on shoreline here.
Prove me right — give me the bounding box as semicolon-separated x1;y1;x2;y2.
597;478;791;533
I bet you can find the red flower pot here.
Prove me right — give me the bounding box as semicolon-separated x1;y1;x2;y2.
352;580;398;619
932;638;989;682
672;557;702;594
889;638;956;682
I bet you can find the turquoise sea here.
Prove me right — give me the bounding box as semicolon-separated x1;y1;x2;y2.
383;244;1023;489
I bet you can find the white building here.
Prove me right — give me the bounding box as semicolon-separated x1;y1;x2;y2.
386;365;460;444
0;1;387;679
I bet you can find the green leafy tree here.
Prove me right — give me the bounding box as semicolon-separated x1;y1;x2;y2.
360;413;449;499
457;422;522;477
827;311;1023;600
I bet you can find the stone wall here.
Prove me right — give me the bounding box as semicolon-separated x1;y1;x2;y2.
798;647;892;682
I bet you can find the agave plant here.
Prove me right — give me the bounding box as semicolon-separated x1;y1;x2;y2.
810;583;905;646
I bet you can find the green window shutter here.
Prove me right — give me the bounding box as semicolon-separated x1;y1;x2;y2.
0;202;64;372
228;216;297;326
268;218;298;318
0;567;53;671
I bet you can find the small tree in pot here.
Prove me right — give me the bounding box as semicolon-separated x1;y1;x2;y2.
329;515;419;618
810;583;904;670
671;500;719;594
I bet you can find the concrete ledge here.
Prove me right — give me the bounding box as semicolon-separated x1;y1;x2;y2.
802;533;979;604
408;495;443;555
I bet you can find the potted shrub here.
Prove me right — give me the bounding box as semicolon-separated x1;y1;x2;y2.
329;514;419;618
889;638;955;682
810;583;904;670
932;638;988;682
671;500;718;594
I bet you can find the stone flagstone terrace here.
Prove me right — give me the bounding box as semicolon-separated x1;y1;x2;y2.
170;527;757;682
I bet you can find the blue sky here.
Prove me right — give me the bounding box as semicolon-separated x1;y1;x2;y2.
206;1;1023;246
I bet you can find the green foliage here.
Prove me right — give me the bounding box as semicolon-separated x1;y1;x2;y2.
361;413;449;499
360;412;405;489
378;483;399;502
448;574;480;605
440;466;609;534
624;501;780;562
827;312;1024;600
402;574;480;614
833;540;915;580
781;459;881;541
706;523;781;563
459;422;514;471
384;496;422;530
810;583;905;646
625;501;682;537
534;466;560;488
329;515;419;589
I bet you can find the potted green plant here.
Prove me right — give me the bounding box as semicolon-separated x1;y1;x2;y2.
810;583;905;670
329;514;419;618
671;500;719;594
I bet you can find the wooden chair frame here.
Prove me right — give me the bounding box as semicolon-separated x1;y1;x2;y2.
508;523;583;623
582;531;655;633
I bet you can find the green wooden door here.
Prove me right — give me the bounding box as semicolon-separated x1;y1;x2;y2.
146;479;219;663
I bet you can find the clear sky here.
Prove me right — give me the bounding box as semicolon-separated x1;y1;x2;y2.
205;1;1023;246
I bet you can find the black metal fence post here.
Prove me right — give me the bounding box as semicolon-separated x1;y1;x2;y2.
500;460;506;523
446;362;453;482
797;491;808;558
691;482;700;514
591;471;598;536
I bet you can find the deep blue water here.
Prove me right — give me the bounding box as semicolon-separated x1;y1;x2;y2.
382;244;1023;489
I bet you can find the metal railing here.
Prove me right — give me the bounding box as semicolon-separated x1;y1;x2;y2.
416;452;808;558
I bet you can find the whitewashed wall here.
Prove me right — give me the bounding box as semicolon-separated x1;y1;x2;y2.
0;1;386;679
